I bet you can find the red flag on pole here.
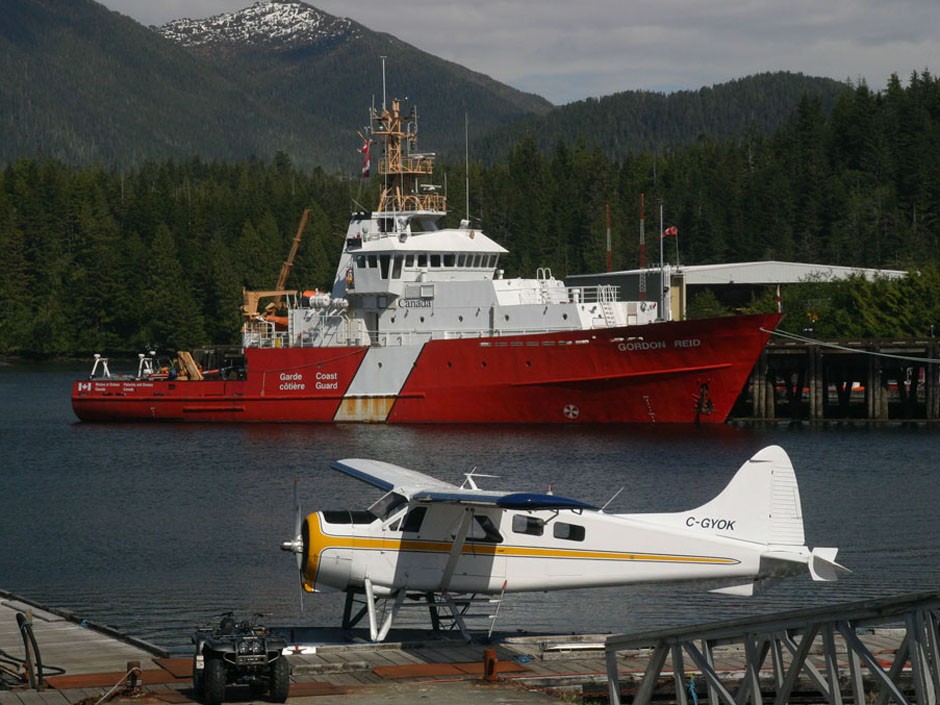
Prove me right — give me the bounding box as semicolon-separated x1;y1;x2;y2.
359;139;371;178
662;226;678;237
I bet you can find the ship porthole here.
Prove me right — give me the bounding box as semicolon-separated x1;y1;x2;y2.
481;361;487;368
447;362;452;368
562;313;568;320
458;315;463;322
526;361;532;367
504;314;510;321
420;316;425;323
378;362;383;369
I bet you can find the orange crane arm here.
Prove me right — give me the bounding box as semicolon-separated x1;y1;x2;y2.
275;208;311;304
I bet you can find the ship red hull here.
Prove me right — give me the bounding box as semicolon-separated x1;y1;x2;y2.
72;313;780;424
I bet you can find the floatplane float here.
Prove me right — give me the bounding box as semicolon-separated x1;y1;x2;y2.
280;446;848;642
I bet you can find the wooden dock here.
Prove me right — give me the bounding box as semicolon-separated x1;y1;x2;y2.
740;338;940;421
1;589;917;704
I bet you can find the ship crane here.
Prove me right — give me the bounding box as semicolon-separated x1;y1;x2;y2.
240;209;310;320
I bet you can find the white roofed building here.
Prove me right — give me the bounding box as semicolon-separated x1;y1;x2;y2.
566;261;907;321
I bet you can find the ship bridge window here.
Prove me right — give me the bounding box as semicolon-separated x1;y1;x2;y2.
356;255;366;268
418;253;428;267
444;254;455;267
369;491;408;520
457;254;467;267
405;254;415;268
378;217;394;233
471;255;481;268
467;515;503;543
368;255;378;268
380;254;391;279
553;521;585;542
392;254;403;279
512;515;544;536
430;254;441;268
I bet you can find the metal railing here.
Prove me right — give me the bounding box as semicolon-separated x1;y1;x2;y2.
605;591;940;705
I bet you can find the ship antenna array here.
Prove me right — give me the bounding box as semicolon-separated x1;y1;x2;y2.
381;55;387;112
465;112;470;221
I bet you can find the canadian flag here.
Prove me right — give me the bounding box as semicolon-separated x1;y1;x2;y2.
662;226;678;237
359;139;371;178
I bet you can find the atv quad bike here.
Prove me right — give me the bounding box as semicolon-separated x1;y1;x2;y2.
192;613;289;705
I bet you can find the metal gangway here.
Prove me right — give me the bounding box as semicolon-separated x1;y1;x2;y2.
605;591;940;705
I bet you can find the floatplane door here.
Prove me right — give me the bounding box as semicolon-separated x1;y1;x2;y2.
372;503;506;593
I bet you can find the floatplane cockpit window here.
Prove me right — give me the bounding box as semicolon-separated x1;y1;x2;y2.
321;510;377;525
368;491;408;520
400;506;426;533
512;515;544;536
467;515;503;544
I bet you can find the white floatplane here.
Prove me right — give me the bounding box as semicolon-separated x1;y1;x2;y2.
281;446;848;641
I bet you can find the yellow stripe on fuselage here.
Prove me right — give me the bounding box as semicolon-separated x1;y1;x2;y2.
304;515;738;590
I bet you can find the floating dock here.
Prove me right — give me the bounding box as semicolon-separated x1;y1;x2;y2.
4;589;937;704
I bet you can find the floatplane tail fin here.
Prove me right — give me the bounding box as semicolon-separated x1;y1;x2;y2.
631;445;804;546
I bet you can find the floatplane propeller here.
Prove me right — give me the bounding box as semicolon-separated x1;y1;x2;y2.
279;480;306;613
281;446;849;642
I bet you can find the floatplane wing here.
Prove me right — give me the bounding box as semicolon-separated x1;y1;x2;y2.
283;447;849;642
331;458;596;510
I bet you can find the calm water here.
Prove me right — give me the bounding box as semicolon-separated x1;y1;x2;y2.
1;361;938;652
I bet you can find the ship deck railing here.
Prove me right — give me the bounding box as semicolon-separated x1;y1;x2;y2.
564;284;620;304
244;321;633;350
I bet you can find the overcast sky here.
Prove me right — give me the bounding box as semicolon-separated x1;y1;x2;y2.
101;0;938;105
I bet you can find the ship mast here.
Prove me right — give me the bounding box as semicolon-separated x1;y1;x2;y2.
371;99;446;214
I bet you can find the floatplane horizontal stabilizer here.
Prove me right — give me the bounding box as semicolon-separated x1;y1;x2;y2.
281;445;849;641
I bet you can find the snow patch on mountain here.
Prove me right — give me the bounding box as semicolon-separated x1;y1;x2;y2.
157;0;357;49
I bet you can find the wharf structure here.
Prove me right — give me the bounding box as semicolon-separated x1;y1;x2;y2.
743;337;940;421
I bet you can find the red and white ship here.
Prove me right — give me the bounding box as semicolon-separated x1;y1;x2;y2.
72;97;780;424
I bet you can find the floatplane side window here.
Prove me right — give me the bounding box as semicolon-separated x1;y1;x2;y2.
467;514;503;544
552;521;585;542
512;515;545;536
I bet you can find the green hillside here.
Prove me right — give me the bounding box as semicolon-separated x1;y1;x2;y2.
469;73;848;162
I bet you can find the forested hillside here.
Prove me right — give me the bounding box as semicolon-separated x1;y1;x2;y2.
2;73;938;356
468;73;847;163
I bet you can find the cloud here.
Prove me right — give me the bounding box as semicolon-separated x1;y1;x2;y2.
101;0;939;103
